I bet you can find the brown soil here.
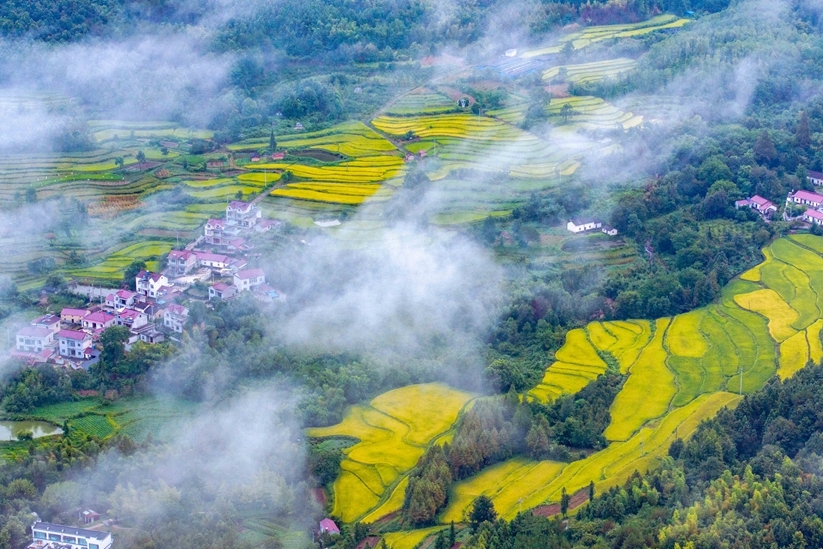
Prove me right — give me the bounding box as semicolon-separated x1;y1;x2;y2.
292;149;345;162
545;84;570;97
311;488;327;506
532;487;590;517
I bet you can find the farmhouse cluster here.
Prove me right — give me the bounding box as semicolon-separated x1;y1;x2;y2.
787;189;823;225
566;217;618;236
10;200;282;368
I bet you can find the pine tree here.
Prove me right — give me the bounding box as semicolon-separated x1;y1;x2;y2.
560;487;570;517
588;481;595;502
270;128;277;151
449;521;455;548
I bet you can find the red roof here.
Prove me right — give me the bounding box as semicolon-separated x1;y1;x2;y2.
169;250;194;260
117;289;137;299
61;308;90;317
206;218;225;228
319;519;340;534
196;252;229;263
805;208;823;220
17;326;53;338
32;314;60;325
117;309;140;320
85;311;115;323
750;195;772;207
212;282;231;292
166;304;188;315
235;268;264;280
228;200;253;212
58;329;88;341
790;190;823;203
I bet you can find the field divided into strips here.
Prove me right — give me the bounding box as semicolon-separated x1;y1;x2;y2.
520;15;691;57
87;120;213;142
66;240;172;281
372;113;591;185
542;58;638;84
229;121;397;157
386;92;458;115
306;384;475;524
488;96;642;131
441;237;823;521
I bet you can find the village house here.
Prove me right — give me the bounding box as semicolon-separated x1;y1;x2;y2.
57;330;92;359
209;282;237;301
61;308;90;325
234;268;265;292
82;311;116;331
31;314;61;334
105;289;138;310
135;270;169;299
79;510;100;524
803;208;823;225
115;308;148;330
16;326;54;353
163;303;189;333
167;250;197;276
204;218;226;245
226;200;262;229
787;190;823;209
735;195;778;217
196;251;231;270
601;225;619;236
808;170;823;186
132;324;165;344
319;519;340;536
29;521;113;549
566;217;603;233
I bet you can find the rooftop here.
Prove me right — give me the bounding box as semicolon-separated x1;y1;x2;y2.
166;303;188;316
790;190;823;202
17;326;53;338
196;252;229;263
32;522;110;541
61;308;89;317
235;268;264;280
212;282;231;292
85;311;115;323
32;314;60;326
58;330;88;341
805;208;823;220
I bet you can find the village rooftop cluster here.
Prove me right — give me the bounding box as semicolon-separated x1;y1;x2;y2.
11;200;282;368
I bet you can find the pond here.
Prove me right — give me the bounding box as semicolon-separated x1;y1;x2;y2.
0;421;63;441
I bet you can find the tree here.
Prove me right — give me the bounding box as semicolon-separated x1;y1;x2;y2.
161;146;169;156
25;187;37;203
123;260;147;291
269;128;277;151
797;111;811;149
115;156;124;168
235;190;244;200
753;131;777;165
99;326;130;370
560;103;574;124
588;481;595;503
560;487;569;516
136;150;146;163
449;521;456;548
469;495;497;532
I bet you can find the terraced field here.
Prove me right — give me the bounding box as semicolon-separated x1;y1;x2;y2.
386;92;458;115
306;383;475;523
521;15;691;57
542;58;638;84
317;237;823;535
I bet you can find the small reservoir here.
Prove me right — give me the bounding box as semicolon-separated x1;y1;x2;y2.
0;421;63;441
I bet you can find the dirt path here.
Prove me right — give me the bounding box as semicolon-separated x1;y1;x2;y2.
251;172;286;205
531;487;590;517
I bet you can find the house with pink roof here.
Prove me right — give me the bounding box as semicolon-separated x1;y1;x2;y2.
787;190;823;208
209;282;237;301
804;209;823;225
735;195;778;217
135;270;169;299
82;311;116;331
227;201;261;229
163;304;189;333
58;330;93;359
115;308;148;330
16;326;55;353
319;519;340;535
31;314;61;333
196;252;231;270
168;250;197;276
61;308;90;325
204;218;226;245
234;268;265;292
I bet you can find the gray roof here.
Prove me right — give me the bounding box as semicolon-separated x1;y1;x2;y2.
32;522;110;541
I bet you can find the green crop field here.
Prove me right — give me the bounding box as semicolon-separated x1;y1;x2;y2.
386;92;458;115
542;58;638;84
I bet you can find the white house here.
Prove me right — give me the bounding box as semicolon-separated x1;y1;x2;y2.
808;170;823;186
804;208;823;225
196;252;231;270
82;311;116;331
566;217;602;233
30;521;112;549
61;308;90;325
58;330;92;359
204;218;226;245
209;282;237;301
735;195;778;217
135;270;169;299
31;314;61;333
601;225;619;236
16;326;54;353
787;190;823;209
227;201;262;229
234;268;265;292
163;304;189;333
167;250;197;276
115;309;148;330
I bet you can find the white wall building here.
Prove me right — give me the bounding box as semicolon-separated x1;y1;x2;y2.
57;330;92;359
234;268;265;292
16;326;54;353
163;304;189;333
29;522;112;549
566;217;602;233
